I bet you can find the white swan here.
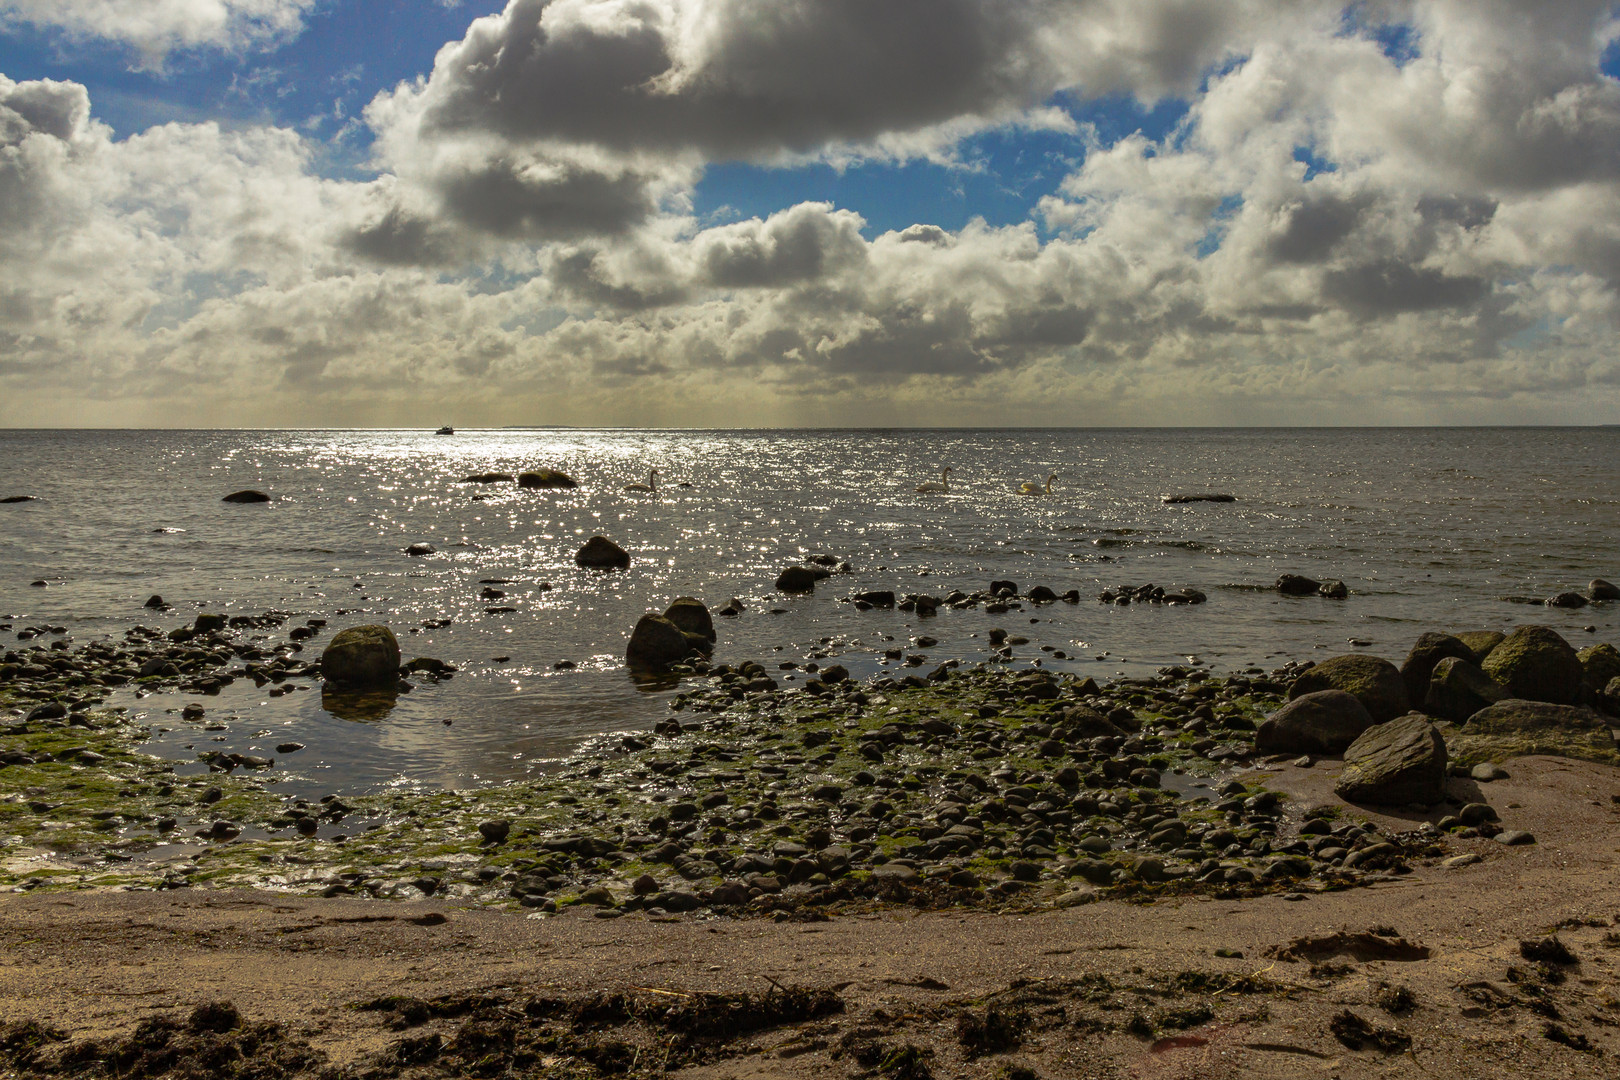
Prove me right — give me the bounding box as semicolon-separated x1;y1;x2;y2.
624;468;659;493
916;467;952;494
1018;473;1057;496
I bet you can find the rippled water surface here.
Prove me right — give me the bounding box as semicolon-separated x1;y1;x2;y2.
1;428;1615;795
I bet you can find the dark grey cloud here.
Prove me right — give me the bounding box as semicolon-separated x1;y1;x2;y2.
1322;258;1488;316
1266;194;1368;263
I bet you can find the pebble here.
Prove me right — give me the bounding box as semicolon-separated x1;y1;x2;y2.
1470;763;1509;782
1442;853;1482;869
1494;830;1536;845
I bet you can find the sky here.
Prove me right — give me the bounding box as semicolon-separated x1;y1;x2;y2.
0;1;1618;427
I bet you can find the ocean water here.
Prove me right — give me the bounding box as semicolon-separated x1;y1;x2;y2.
1;427;1615;795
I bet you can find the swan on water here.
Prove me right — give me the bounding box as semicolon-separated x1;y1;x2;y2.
916;467;952;493
1018;473;1057;496
624;468;659;493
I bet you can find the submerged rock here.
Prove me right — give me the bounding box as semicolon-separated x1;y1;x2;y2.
1590;578;1620;601
1334;714;1447;806
626;614;694;669
575;536;630;569
1480;625;1583;705
1276;574;1321;596
1288;655;1409;723
1257;690;1375;755
221;490;271;503
1423;656;1508;722
320;625;402;689
518;469;578;489
405;542;436;557
460;472;514;484
1164;493;1236;503
775;566;820;592
0;495;38;503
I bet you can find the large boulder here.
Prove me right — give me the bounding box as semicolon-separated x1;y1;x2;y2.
1590;579;1620;601
518;469;579;489
320;625;401;688
1334;714;1448;806
222;490;271;503
1400;633;1477;707
1602;677;1620;717
1577;643;1620;697
1423;656;1508;722
1256;690;1375;755
663;597;715;642
1288;655;1409;723
1454;630;1505;665
1466;699;1611;736
576;536;630;569
1480;626;1583;705
626;614;694;669
1450;698;1620;767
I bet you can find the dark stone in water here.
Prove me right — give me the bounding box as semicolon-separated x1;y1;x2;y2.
576;535;630;569
518;469;578;489
1164;493;1236;503
460;472;514;484
222;490;271;503
776;566;819;592
1276;574;1321;596
0;495;38;503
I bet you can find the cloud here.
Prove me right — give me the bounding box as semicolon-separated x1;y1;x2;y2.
0;0;315;63
4;1;1620;426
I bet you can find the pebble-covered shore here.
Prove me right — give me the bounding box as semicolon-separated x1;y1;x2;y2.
0;599;1525;917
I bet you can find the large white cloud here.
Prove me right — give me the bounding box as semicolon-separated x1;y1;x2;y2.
0;0;314;63
2;0;1619;426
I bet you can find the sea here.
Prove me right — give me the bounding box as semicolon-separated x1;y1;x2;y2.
1;428;1615;796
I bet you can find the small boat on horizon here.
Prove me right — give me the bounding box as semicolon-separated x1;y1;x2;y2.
435;425;454;435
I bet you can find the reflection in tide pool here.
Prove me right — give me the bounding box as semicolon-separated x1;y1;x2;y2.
1;427;1615;797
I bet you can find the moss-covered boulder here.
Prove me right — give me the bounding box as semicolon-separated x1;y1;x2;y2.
1577;643;1620;697
1480;626;1583;704
1288;655;1408;723
1399;633;1477;706
1423;656;1508;722
1257;690;1375;755
1455;631;1505;664
319;625;401;688
1449;698;1620;766
1333;714;1447;806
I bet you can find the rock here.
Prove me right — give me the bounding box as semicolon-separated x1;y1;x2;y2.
575;536;630;569
1464;699;1610;735
775;566;819;592
276;742;305;754
1318;579;1348;599
1289;655;1409;722
1400;633;1477;705
1276;574;1321;596
853;590;896;607
1590;579;1620;601
460;472;514;484
1577;643;1620;696
517;469;578;489
819;664;849;683
26;702;67;721
1495;830;1536;845
1470;762;1508;781
989;580;1017;596
1423;657;1508;722
477;819;511;843
626;614;693;669
1;495;39;503
194;613;227;634
143;595;166;609
405;543;436;557
1334;714;1447;806
1442;853;1482;869
319;625;402;688
663;597;715;642
1027;586;1059;602
1455;630;1506;664
222;490;271;503
1603;676;1620;716
631;873;659;895
1256;690;1376;755
1164;493;1236;503
1481;626;1584;704
1547;591;1588;609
